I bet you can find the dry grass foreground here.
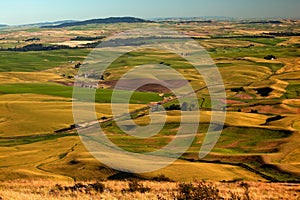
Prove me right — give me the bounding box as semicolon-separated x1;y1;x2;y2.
0;179;299;200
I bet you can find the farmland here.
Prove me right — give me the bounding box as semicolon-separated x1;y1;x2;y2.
0;18;300;199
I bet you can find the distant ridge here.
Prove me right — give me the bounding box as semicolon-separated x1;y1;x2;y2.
23;20;78;27
42;17;151;28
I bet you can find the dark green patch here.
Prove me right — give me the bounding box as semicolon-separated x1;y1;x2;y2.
236;37;287;46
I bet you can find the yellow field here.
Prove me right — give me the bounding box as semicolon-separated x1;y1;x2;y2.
0;72;64;84
199;39;264;49
0;134;266;182
143;160;264;182
0;93;144;136
133;110;290;130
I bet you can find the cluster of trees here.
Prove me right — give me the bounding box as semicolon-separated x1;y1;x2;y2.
264;55;276;60
254;87;273;97
71;36;106;41
81;41;102;48
263;32;300;37
210;35;275;39
165;104;181;110
241;20;282;24
0;41;106;52
73;63;81;69
180;20;212;23
24;37;40;42
231;87;245;93
265;115;283;124
1;43;74;52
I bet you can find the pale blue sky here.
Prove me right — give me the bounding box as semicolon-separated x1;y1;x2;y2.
1;0;299;25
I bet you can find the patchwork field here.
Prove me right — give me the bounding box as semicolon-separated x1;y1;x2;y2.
0;18;300;199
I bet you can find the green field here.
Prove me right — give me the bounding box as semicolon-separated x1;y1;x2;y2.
0;82;162;103
0;49;90;72
209;46;300;59
236;37;287;46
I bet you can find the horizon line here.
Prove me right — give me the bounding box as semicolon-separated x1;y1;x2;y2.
2;15;300;26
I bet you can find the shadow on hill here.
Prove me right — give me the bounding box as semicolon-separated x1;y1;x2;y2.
107;172;147;181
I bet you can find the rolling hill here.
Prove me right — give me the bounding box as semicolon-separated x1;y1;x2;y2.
42;17;151;28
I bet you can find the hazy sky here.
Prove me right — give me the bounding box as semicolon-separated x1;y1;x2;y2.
1;0;299;25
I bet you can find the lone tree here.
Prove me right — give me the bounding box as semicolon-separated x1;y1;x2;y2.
264;55;276;60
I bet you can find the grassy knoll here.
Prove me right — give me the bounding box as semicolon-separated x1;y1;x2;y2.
143;160;264;182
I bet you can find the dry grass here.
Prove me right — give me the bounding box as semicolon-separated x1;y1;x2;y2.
0;179;299;200
276;57;300;74
277;36;300;46
274;71;300;81
133;110;297;131
219;65;272;87
51;41;95;47
244;57;283;64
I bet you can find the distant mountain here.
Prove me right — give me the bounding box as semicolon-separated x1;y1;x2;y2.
0;24;8;29
42;17;151;28
150;16;235;22
19;20;78;27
